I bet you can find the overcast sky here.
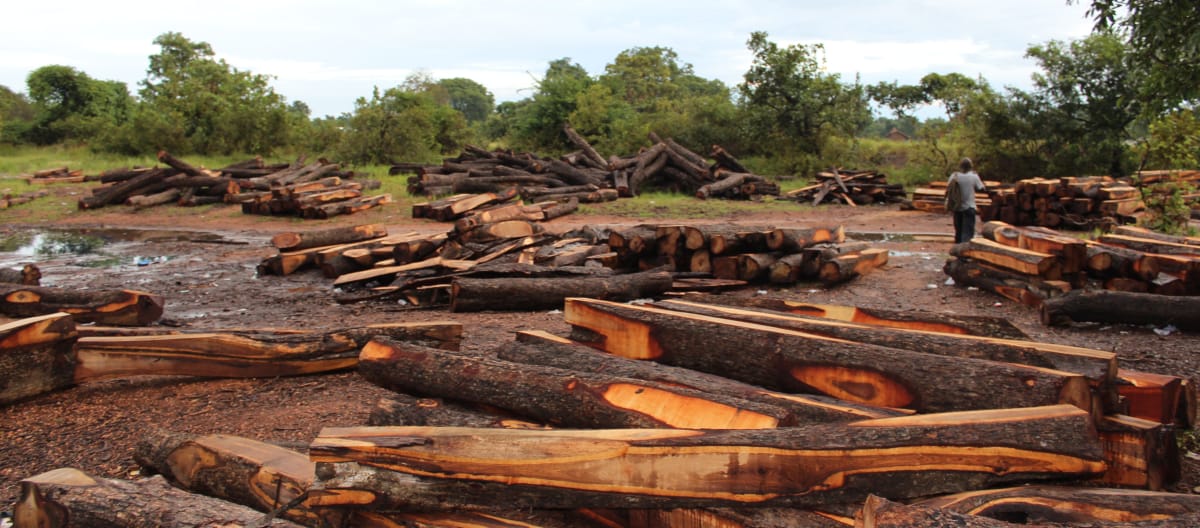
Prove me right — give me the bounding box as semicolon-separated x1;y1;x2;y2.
2;1;1096;119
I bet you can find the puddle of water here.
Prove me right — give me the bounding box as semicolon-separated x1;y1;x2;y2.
0;228;231;269
846;231;954;243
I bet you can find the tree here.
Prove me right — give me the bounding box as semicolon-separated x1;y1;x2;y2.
737;32;870;167
1073;0;1199;111
1023;32;1140;176
0;85;34;143
336;87;442;165
23;65;131;145
438;78;494;123
508;58;593;152
132;32;291;154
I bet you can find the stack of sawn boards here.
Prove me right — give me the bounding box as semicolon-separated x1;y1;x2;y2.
10;296;1194;527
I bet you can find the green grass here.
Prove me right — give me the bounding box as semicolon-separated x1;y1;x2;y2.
580;191;810;219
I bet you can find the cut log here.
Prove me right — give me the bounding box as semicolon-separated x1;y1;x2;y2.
818;248;889;285
1112;225;1200;247
1100;233;1200;257
563;124;608;169
133;432;327;526
982;221;1088;274
1040;289;1200;330
0;286;163;326
857;495;1025;528
72;321;461;379
369;393;547;429
503;330;907;422
307;405;1105;511
653;300;1117;388
765;226;845;252
1095;414;1180;490
563;298;1092;414
0;313;78;406
944;258;1068;307
0;264;41;285
690;296;1029;339
915;485;1200;524
14;468;304;528
1118;369;1184;425
271;223;387;251
360;339;796;429
951;238;1062;279
449;269;672;312
459;219;543;243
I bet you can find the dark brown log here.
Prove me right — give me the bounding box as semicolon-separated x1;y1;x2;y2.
768;253;813;283
563;124;608;169
766;226;845;252
564;298;1093;414
271;223;387;251
392;233;449;265
546;159;604;187
696;172;752;199
944;258;1066;308
0;286;163;326
361;339;800;428
1095;414;1180;490
1086;241;1161;280
126;187;181;209
133;432;329;527
0;313;77;406
1040;289;1200;330
450;269;672;312
71;322;462;383
0;264;41;285
540;196;579;220
690;296;1030;339
308;405;1105;511
78;168;169;209
1112;225;1200;247
915;485;1200;524
453;202;544;232
333;257;475;288
710;144;749;173
857;495;1025;528
503;330;906;422
369;393;547;428
1099;234;1200;257
14;468;304;528
458;219;544;243
653;300;1117;388
156;150;211;177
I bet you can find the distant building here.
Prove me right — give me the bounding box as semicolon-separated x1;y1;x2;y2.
886;127;910;141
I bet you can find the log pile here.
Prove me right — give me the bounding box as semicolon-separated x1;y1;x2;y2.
75;152;389;218
7;295;1194;527
944;221;1200;313
259;221;889;310
21;165;87;184
978;175;1146;230
785;168;907;206
395;128;782;200
908;178;1001;213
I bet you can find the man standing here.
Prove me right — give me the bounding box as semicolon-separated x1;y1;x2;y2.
948;157;986;244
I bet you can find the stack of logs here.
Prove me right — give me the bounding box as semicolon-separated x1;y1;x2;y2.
256;222;889;311
0;188;48;209
410;187;581;224
396;127;782;201
908;178;1000;213
76;151;389;219
1138;169;1200;220
982;176;1146;230
944;221;1200;328
21;166;87;184
785;169;907;206
8;295;1194;527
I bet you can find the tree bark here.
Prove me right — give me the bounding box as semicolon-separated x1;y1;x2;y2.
687;295;1030;339
270;223;387;252
502;329;906;422
652;300;1117;388
368;393;547;428
0;313;77;406
857;495;1027;528
915;485;1200;524
14;468;304;528
0;264;41;285
951;238;1063;280
450;269;672;312
819;248;889;285
1040;289;1200;330
765;226;845;252
360;338;795;428
308;405;1104;511
563;124;608;169
0;286;163;326
563;298;1092;414
943;258;1067;308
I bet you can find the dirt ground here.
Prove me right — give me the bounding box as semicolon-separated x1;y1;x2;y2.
1;201;1197;511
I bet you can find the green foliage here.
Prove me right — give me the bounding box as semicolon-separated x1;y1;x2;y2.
438;78;495;123
1138;179;1196;235
1075;0;1200;112
22;65;133;146
336;87;439;165
1140;108;1200;170
507;58;594;152
738;32;871;162
128;32;292;155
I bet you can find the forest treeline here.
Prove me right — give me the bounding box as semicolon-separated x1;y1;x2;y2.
0;0;1195;183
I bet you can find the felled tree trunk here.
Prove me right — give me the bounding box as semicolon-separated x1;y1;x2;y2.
563;298;1092;414
1041;289;1200;330
359;338;793;429
0;286;163;326
0;313;77;406
14;468;304;528
502;330;905;422
368;393;547;428
914;485;1200;524
449;269;672;312
270;223;387;251
307;405;1104;511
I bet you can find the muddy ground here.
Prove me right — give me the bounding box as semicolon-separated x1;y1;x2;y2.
1;201;1197;510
